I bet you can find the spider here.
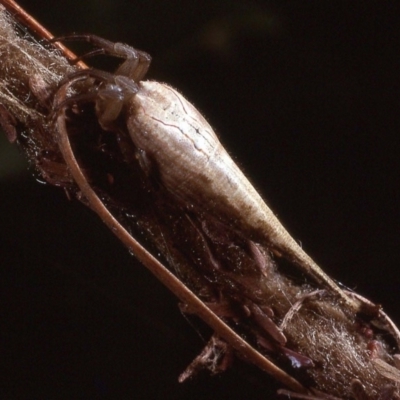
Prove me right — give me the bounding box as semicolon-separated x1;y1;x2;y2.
51;34;360;312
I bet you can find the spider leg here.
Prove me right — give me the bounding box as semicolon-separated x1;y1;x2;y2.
51;34;151;81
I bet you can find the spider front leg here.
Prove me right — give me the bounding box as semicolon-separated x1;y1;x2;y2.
52;34;151;82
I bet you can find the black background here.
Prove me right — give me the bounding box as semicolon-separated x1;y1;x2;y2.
1;1;400;399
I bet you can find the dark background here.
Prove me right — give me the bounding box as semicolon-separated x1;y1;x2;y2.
1;1;399;399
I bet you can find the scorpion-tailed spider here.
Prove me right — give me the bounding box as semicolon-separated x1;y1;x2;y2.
51;34;359;313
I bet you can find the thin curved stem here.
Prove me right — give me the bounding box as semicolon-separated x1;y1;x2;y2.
53;81;308;395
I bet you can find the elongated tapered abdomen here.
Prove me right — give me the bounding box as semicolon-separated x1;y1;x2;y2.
127;80;357;309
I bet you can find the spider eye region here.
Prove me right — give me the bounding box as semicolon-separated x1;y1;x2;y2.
98;82;124;101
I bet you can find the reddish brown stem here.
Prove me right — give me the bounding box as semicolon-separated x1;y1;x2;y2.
0;0;87;68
